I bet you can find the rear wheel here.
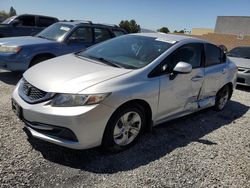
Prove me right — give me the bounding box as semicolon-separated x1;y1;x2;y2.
214;85;230;111
102;104;145;152
29;56;52;67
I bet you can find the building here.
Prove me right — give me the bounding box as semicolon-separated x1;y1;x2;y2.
192;28;214;35
215;16;250;36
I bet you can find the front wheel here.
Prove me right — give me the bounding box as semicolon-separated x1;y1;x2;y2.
214;85;230;111
29;56;52;68
102;104;145;152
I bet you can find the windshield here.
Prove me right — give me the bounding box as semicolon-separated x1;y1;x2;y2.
36;23;73;41
228;47;250;59
78;35;174;69
2;16;17;24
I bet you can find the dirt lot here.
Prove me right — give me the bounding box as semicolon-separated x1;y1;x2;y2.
0;70;249;188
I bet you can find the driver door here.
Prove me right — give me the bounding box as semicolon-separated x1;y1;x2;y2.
155;43;205;122
63;27;93;54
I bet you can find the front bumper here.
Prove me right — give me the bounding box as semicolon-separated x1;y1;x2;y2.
237;70;250;86
12;85;116;149
0;52;29;71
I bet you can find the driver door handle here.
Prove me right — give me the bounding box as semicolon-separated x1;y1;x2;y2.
191;76;203;82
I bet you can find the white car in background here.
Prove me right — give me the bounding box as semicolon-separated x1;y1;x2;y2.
12;33;237;152
227;46;250;86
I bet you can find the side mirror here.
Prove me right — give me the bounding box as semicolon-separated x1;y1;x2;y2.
67;37;80;45
173;61;192;74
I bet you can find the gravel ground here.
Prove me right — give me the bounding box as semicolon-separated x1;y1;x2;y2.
0;70;249;188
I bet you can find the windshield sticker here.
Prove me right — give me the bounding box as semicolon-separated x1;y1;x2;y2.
60;26;70;31
155;38;176;44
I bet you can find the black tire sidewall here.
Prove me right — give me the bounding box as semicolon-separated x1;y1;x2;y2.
102;104;146;152
215;85;229;111
29;56;51;67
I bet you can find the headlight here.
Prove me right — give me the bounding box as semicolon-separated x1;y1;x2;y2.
0;45;21;53
50;93;110;107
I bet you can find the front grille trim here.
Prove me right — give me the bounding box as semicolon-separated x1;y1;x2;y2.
18;78;53;104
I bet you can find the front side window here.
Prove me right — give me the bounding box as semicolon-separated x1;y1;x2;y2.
227;47;250;59
16;16;36;26
205;43;221;66
78;35;174;69
94;28;112;43
149;43;203;77
68;27;93;43
171;44;202;69
36;23;74;41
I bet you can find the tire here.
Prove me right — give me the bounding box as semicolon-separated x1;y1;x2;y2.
214;85;230;111
29;56;52;68
102;104;146;152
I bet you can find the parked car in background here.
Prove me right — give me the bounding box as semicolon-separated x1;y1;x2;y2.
227;46;250;86
0;14;59;38
12;33;237;151
0;21;126;71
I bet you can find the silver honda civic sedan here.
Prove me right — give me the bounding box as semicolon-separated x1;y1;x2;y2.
12;33;237;152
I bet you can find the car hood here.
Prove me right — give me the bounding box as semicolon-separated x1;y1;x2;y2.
0;36;55;46
23;54;132;93
228;57;250;69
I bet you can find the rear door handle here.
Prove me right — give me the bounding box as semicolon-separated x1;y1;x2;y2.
191;76;203;82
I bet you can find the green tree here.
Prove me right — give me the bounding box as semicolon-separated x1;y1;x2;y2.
178;29;185;33
119;19;141;33
173;29;185;34
157;27;170;34
0;11;10;19
9;6;17;17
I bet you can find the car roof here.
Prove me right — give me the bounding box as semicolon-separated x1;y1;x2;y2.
132;32;208;43
58;20;123;29
18;14;58;20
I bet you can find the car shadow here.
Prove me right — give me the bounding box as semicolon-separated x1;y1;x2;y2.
0;70;23;85
25;100;249;173
236;85;250;92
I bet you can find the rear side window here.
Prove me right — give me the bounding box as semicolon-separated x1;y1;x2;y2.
38;17;56;27
94;28;112;43
113;30;125;37
205;43;221;66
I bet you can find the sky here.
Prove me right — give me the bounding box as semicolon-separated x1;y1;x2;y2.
1;0;250;32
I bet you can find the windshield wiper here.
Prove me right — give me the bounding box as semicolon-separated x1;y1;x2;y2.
87;55;123;68
36;35;48;40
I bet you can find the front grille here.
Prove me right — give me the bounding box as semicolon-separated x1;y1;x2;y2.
237;77;245;83
22;79;47;100
19;79;52;103
238;68;246;72
238;67;250;73
24;120;78;142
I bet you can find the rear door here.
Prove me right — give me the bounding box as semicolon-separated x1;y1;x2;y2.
203;43;227;97
155;43;205;121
